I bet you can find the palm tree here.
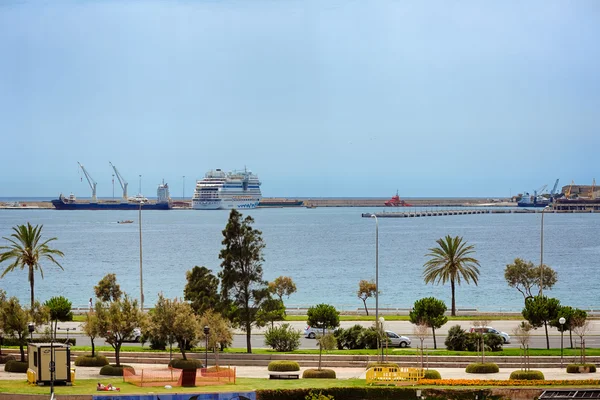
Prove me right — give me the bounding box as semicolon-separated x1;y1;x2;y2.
0;223;64;308
423;235;480;316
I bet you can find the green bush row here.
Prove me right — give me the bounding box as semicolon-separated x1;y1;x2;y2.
168;358;204;370
509;370;545;380
302;368;336;379
268;360;300;372
465;362;499;373
0;354;16;364
99;364;134;376
74;354;109;367
445;325;503;352
257;388;496;400
566;363;597;373
334;325;382;350
1;338;76;346
4;360;28;373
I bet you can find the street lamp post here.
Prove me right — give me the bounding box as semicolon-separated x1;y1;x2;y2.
139;200;144;311
540;206;550;296
370;214;380;361
559;317;566;368
203;326;210;368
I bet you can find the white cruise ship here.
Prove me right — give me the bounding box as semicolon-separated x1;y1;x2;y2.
192;168;262;210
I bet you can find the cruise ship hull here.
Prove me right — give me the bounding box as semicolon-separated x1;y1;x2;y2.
192;199;260;210
52;200;170;210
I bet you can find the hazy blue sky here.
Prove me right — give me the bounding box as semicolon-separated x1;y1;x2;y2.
1;0;598;198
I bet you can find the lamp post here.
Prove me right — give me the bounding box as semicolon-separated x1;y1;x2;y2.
540;206;550;296
370;214;380;361
139;200;144;311
559;317;566;368
203;326;210;368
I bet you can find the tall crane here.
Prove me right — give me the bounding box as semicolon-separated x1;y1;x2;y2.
550;179;559;196
77;162;97;203
109;162;128;202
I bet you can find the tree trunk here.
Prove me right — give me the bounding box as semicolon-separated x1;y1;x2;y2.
450;279;456;317
318;342;322;370
179;339;187;360
246;321;252;353
29;265;35;309
432;327;437;350
19;333;25;362
115;343;121;366
91;338;95;357
569;330;573;349
544;321;549;350
362;299;369;316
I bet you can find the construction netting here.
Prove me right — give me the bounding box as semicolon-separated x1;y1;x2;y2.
123;366;236;387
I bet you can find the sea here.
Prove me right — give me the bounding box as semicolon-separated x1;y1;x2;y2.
0;205;598;313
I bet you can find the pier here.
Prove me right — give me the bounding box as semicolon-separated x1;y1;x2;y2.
361;208;597;218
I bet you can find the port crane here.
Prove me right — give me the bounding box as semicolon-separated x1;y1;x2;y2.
550;179;560;197
109;162;128;203
78;162;97;203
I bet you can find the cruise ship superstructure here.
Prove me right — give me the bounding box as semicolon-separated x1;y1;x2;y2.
192;168;262;210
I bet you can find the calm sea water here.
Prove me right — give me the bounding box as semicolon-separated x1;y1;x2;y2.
0;208;598;312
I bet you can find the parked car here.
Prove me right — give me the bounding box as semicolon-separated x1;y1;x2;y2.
385;330;411;348
469;326;510;344
304;325;336;339
124;327;142;343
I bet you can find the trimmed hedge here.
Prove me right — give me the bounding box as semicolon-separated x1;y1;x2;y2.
509;370;545;380
423;369;442;379
4;360;28;373
206;366;231;373
256;388;495;400
465;362;499;374
168;358;203;370
302;368;336;379
268;360;300;372
566;363;597;373
2;338;76;346
365;362;399;370
74;354;109;367
99;364;134;376
0;354;16;364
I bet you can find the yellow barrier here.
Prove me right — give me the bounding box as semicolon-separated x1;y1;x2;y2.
366;366;424;385
27;368;37;384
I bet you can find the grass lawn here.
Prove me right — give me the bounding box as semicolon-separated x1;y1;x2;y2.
284;315;525;322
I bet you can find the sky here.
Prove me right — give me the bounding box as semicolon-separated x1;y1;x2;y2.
0;0;598;198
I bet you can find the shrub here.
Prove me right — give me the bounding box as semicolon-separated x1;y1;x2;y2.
147;335;167;350
484;333;504;352
0;354;16;364
423;369;442;379
168;358;203;370
206;366;231;373
302;368;336;379
264;324;301;352
509;370;545;380
99;364;134;376
357;327;379;349
4;360;28;373
334;325;365;350
268;360;300;372
445;325;468;351
305;390;335;400
465;332;480;352
74;354;109;367
365;362;399;370
566;364;597;373
465;363;499;374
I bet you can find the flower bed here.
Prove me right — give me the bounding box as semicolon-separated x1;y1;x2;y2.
418;379;600;386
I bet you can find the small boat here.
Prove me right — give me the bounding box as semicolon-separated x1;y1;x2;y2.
117;220;134;224
306;204;317;209
384;191;412;207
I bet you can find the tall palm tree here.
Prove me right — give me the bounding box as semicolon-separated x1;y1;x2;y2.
423;235;480;316
0;223;64;308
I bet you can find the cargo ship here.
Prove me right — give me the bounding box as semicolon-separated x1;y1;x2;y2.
52;182;171;210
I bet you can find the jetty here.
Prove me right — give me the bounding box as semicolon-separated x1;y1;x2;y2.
361;208;595;218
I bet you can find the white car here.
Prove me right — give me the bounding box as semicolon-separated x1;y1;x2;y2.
304;325;335;339
469;326;511;344
385;330;411;348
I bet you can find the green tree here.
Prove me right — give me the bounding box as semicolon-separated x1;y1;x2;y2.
522;295;561;350
423;235;480;317
504;258;557;300
409;297;448;350
81;311;101;357
0;223;64;308
268;276;297;303
306;303;340;370
357;280;377;316
198;309;233;367
44;296;73;339
0;296;30;361
149;293;199;360
184;266;223;315
94;273;122;302
256;298;286;328
551;306;587;349
95;294;146;366
264;323;301;352
218;209;270;353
